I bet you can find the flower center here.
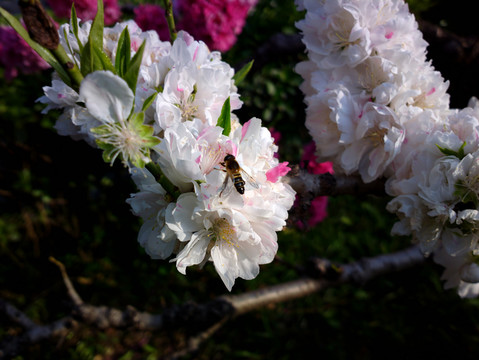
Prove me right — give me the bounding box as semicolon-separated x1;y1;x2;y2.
365;126;388;147
199;143;226;174
211;218;237;247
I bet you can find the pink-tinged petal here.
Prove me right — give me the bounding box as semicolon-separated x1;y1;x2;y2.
241;119;252;142
266;162;290;182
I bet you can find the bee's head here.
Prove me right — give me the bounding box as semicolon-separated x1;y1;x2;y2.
224;154;235;161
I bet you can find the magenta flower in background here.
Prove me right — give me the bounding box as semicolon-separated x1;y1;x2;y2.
133;4;170;41
0;26;50;81
301;141;333;176
296;141;333;229
175;0;258;52
47;0;121;25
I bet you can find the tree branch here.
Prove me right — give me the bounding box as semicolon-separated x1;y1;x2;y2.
0;245;427;357
285;166;386;197
0;298;75;359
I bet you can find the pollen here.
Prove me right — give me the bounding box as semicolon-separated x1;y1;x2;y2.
212;217;238;248
94;121;148;167
365;126;388;147
200;143;225;174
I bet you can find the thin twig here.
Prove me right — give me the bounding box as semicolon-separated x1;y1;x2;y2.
49;256;83;306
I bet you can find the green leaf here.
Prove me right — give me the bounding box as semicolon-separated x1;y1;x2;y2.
79;40;95;76
79;0;106;76
89;0;104;50
115;27;131;77
0;7;71;85
93;46;115;73
233;60;254;86
62;27;77;66
70;4;83;53
124;40;146;95
216;97;231;136
141;92;158;112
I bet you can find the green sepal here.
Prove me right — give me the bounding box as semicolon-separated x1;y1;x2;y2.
124;40;146;95
142;92;158;112
0;7;71;85
89;124;109;136
115;27;131;77
129;112;161;147
216;97;231;136
436;141;467;159
129;111;144;126
233;60;254;86
101;145;115;163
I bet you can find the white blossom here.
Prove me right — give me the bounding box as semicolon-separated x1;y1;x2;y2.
157;118;295;290
126;169;177;259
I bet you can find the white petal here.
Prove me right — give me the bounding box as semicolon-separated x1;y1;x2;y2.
79;71;134;124
174;230;211;274
166;193;202;241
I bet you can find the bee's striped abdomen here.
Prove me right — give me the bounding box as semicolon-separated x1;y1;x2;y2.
232;173;245;194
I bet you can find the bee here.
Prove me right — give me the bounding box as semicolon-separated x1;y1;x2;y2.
219;154;259;197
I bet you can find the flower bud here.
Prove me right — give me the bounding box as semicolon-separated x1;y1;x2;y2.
19;0;59;50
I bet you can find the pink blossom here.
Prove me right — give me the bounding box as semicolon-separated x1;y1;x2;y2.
307;196;329;226
175;0;257;52
47;0;121;25
301;141;334;175
269;127;282;144
134;4;171;41
0;26;50;81
295;141;333;229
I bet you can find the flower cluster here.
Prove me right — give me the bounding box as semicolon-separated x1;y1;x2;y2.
47;0;121;25
38;16;295;290
133;4;171;42
296;0;479;297
0;25;50;80
174;0;258;52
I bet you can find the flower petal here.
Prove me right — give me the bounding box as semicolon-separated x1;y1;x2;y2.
79;70;134;124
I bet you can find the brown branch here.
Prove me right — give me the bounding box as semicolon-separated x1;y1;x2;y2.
47;245;425;331
0;298;75;359
285;166;386;197
0;245;426;357
285;165;383;196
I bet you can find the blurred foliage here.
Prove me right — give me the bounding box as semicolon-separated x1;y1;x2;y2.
1;0;479;359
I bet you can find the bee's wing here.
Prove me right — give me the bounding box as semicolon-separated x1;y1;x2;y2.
219;173;233;197
240;168;260;189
